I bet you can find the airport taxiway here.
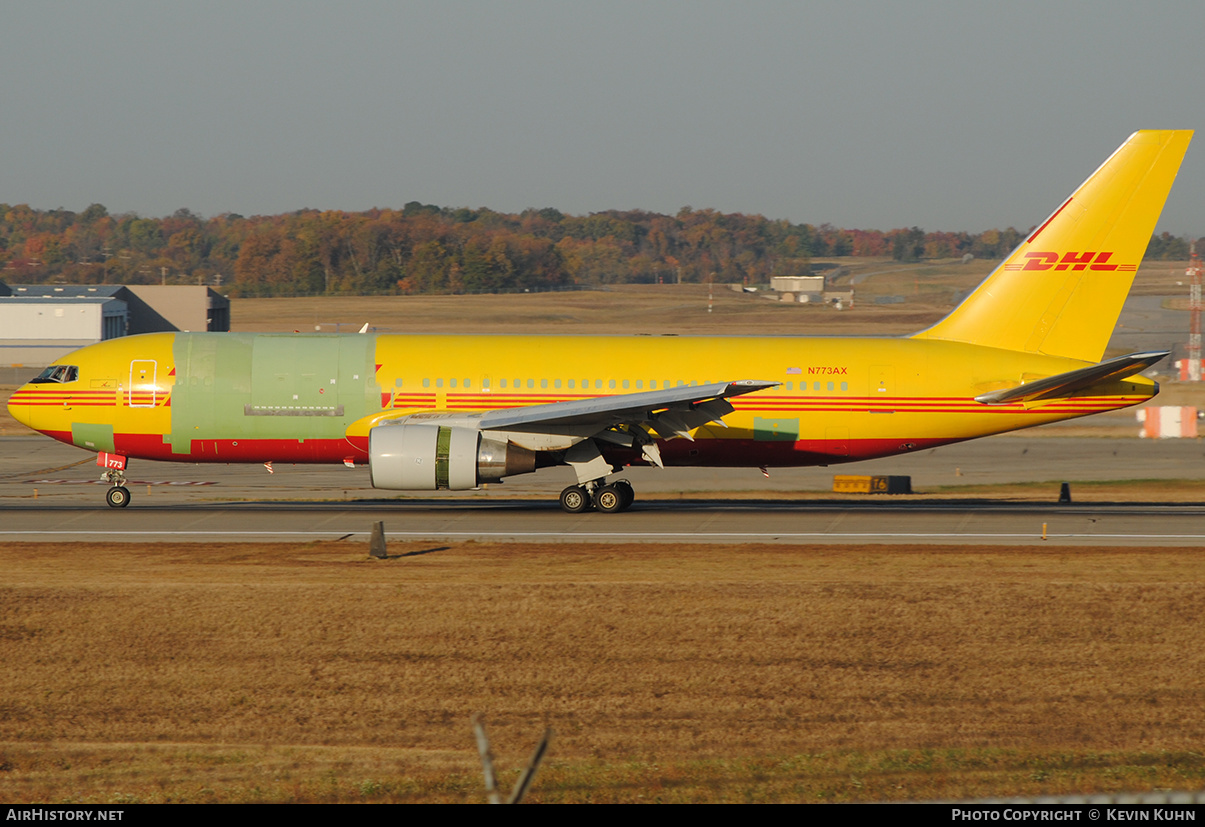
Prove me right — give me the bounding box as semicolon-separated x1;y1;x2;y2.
2;434;1204;545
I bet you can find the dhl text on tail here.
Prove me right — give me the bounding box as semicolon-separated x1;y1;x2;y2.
7;130;1193;512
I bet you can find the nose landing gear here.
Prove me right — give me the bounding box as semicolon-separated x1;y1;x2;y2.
105;481;131;508
98;454;131;508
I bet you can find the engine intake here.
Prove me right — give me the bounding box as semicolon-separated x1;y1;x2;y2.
369;424;536;490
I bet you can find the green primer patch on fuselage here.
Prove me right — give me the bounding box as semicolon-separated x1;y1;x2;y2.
753;417;799;441
71;422;115;453
168;333;381;456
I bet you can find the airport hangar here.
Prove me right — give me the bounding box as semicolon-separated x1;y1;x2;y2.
0;282;230;382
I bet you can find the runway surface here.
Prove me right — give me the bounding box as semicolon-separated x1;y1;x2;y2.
3;434;1204;545
3;499;1205;546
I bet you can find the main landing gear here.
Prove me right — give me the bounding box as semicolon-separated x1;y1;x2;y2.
559;478;634;514
103;469;131;508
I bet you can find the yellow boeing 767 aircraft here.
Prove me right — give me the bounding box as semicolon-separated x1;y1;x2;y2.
7;130;1193;511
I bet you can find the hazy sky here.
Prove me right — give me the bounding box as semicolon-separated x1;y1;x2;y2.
3;1;1202;233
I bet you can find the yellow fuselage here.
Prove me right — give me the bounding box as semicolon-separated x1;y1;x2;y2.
7;331;1155;468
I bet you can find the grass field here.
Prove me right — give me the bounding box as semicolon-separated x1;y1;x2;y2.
229;280;957;337
2;541;1204;803
225;258;1192;336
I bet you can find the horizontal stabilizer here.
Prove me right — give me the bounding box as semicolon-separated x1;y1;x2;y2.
974;351;1168;405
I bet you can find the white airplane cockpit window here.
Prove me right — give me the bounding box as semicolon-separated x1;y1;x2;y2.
30;365;78;384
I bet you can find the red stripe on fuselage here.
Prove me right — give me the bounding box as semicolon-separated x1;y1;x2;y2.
33;429;970;467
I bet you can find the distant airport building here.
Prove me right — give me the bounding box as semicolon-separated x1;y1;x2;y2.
770;275;825;296
0;282;230;368
769;275;854;305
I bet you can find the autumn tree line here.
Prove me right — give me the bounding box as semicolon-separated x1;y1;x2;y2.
0;202;1198;297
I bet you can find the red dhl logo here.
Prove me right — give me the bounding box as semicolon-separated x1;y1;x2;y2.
1005;252;1136;272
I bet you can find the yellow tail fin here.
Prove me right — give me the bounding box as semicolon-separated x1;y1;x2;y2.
913;130;1193;362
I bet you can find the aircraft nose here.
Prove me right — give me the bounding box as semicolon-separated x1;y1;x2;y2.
6;384;37;431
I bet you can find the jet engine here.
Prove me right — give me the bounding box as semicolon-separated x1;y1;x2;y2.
369;424;537;490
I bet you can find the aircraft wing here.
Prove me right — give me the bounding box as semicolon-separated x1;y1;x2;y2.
478;380;778;439
974;350;1168;405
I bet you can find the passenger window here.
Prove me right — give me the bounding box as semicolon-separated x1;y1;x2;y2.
436;378;444;388
827;381;834;391
595;380;602;389
554;379;562;389
622;380;630;389
465;379;471;388
450;379;457;388
568;380;575;389
527;379;534;389
609;379;616;389
422;378;430;388
840;381;848;392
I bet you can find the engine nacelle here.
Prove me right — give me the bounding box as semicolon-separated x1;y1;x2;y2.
369;424;537;490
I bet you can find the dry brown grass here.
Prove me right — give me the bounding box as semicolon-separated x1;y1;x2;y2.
230;279;966;336
227;259;1187;337
1130;261;1197;296
2;541;1204;803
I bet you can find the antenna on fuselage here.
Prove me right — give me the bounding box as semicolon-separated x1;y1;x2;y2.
358;322;370;334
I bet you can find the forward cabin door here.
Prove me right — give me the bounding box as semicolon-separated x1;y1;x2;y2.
128;360;157;408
